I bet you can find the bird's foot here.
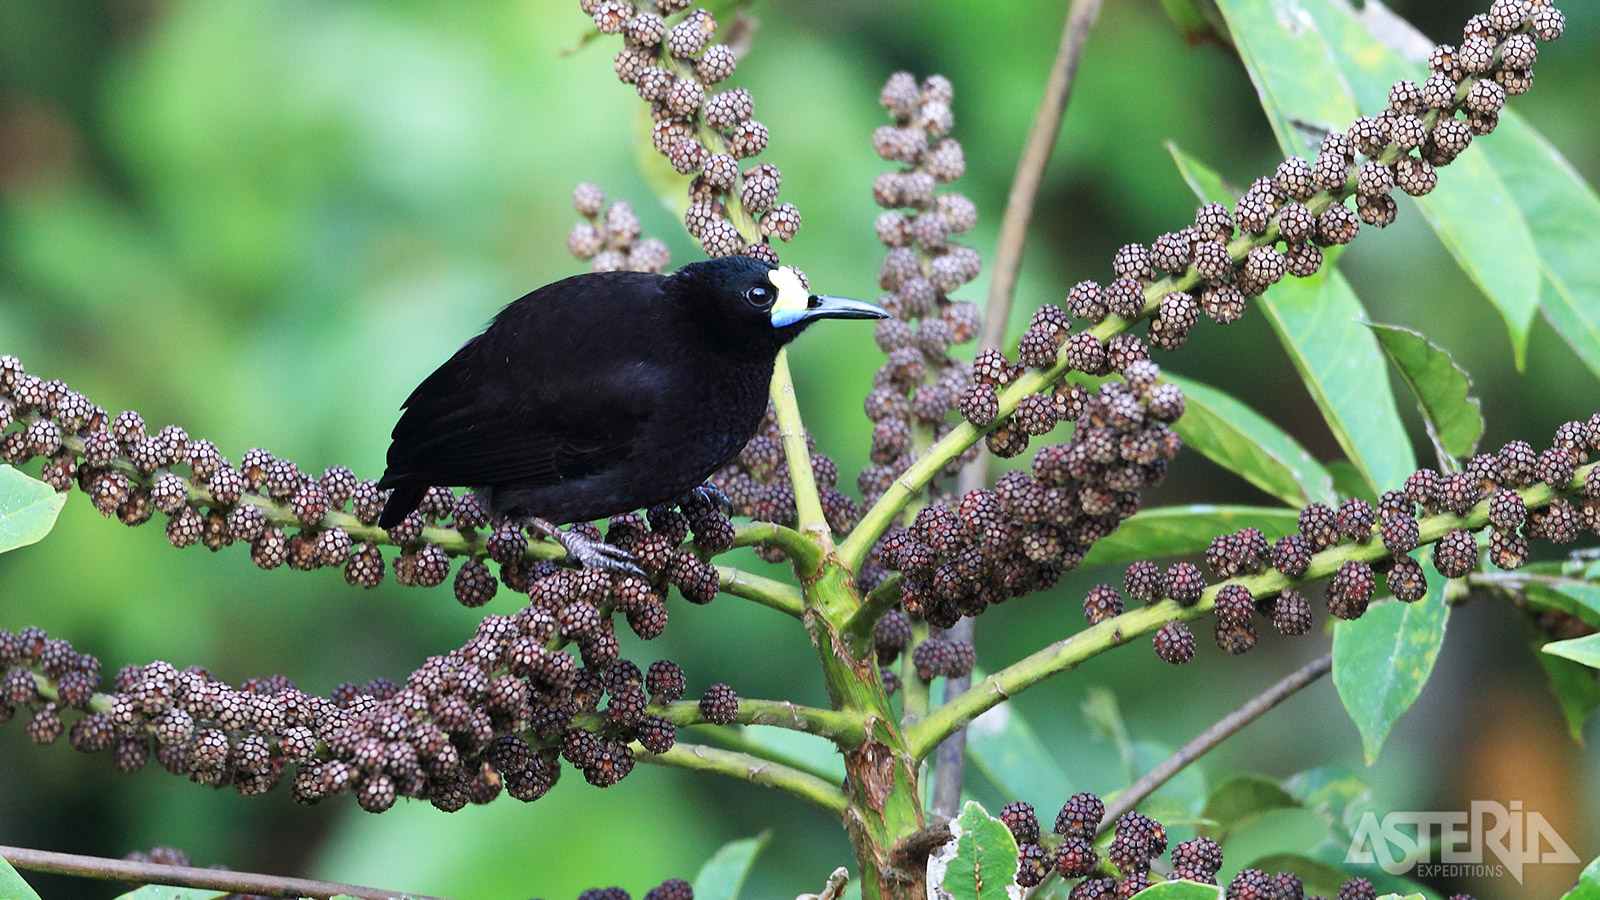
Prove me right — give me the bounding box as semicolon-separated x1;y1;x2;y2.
680;482;732;517
528;517;647;578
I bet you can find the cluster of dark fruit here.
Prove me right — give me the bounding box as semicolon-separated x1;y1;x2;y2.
995;795;1475;900
868;353;1182;628
586;0;797;261
566;183;672;273
858;71;984;510
1;621;742;813
547;879;694;900
1135;417;1600;665
709;403;860;558
867;608;975;691
0;356;741;619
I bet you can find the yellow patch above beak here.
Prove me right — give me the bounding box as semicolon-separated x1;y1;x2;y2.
769;266;809;318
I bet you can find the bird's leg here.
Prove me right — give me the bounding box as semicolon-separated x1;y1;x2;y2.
679;482;732;516
525;517;647;578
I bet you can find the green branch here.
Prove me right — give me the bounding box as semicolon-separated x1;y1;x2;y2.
843;573;905;658
635;741;849;818
905;461;1598;757
717;564;805;619
769;349;831;565
730;520;822;575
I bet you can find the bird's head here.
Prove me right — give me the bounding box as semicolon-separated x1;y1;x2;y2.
673;256;888;353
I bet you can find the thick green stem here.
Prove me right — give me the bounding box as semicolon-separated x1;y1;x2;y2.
906;462;1598;757
636;742;848;818
769;349;832;563
717;565;805;619
731;520;822;574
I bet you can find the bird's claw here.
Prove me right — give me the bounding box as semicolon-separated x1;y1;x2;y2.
682;483;732;516
556;528;648;578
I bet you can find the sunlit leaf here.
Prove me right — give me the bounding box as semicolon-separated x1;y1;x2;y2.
1366;323;1483;460
1332;553;1448;763
935;802;1019;900
1168;374;1337;506
1544;634;1600;670
0;854;43;900
0;465;68;555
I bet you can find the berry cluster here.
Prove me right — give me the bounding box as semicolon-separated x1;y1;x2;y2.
552;880;694;900
871;355;1183;628
1123;417;1600;665
566;183;672;273
0;622;739;813
710;402;860;557
588;0;796;261
992;792;1477;900
858;72;984;510
0;356;740;618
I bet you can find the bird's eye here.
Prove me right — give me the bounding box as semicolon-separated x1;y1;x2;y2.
744;286;773;308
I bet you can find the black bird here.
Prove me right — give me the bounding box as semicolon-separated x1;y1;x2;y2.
377;255;887;572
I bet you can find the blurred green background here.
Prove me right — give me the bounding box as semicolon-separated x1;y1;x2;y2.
1;2;1597;899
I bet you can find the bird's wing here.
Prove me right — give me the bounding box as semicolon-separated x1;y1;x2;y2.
379;335;663;490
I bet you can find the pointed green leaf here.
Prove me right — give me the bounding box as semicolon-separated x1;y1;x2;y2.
692;833;771;900
967;699;1076;803
1559;854;1600;900
0;854;43;900
1126;881;1223;900
1537;650;1600;741
1543;634;1600;670
1366;323;1483;460
0;465;68;555
1210;0;1359;160
1525;582;1600;630
1259;270;1417;496
1297;2;1542;368
937;802;1019;900
1083;506;1301;568
1168;374;1338;506
1333;554;1449;763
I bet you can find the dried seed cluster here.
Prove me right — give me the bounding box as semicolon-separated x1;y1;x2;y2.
566;183;672;273
0;357;741;619
872;356;1183;628
592;0;795;260
1127;415;1600;665
0;623;724;812
859;71;984;513
1002;791;1448;900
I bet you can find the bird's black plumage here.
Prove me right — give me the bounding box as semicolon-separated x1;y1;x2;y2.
377;256;884;533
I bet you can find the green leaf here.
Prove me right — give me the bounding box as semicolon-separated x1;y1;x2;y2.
1168;140;1238;204
1366;323;1483;460
1167;374;1337;506
1526;582;1600;630
1083;506;1300;568
1375;895;1426;900
1082;687;1135;779
1259;270;1417;496
0;465;68;555
0;854;43;900
1130;740;1208;820
1299;2;1542;368
1284;766;1374;836
1544;634;1600;670
1126;880;1223;900
1559;854;1600;900
1332;554;1449;763
113;886;229;900
1201;775;1301;842
936;802;1019;900
691;833;771;900
1537;650;1600;741
1220;807;1332;881
1210;0;1359;160
966;699;1076;803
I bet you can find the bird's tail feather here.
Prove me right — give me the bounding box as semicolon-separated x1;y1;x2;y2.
377;484;427;529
